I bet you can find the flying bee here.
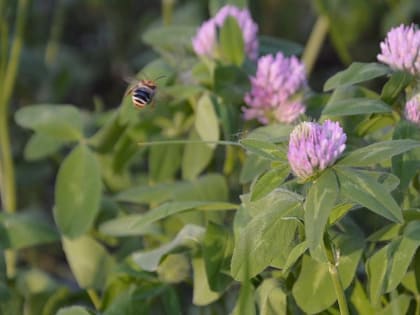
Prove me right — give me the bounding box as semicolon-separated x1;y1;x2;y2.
125;75;165;109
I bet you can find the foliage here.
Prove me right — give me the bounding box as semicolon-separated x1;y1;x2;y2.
0;0;420;314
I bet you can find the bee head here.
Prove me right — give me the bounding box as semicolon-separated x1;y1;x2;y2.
140;79;157;89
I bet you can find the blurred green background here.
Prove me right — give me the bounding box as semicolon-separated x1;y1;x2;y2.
9;0;420;110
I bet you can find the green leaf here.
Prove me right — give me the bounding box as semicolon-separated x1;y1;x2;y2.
379;294;411;315
182;128;214;180
54;144;102;238
240;139;286;160
323;62;390;91
24;133;65;160
356;170;400;192
231;202;300;280
97;214;160;237
404;209;420;222
366;222;420;306
337;139;420;167
62;235;115;289
293;231;364;314
192;60;212;86
241;188;304;219
133;225;205;272
15;105;83;141
239;154;271;184
192;257;221;306
102;201;236;236
415;249;420;294
115;174;228;205
304;170;338;262
149;143;182;182
256;279;287;315
202;223;233;292
336;167;403;223
0;211;58;249
219;16;245;65
381;71;414;104
250;165;290;201
355;115;396;137
161;287;182;315
367;224;401;242
115;183;174;205
89;112;128;154
195;94;220;145
16;269;56;296
0;289;22;314
322;98;391;116
283;241;307;274
259;35;303;56
328;203;355;225
392;121;420;190
214;96;238;140
102;286;152;315
293;255;338;313
244;124;293;142
402;271;418;295
56;306;93;315
350;280;375;315
213;65;250;104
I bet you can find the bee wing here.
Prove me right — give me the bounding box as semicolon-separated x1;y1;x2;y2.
125;85;136;96
123;74;140;96
123;75;137;84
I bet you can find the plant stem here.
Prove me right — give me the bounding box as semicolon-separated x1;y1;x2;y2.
324;233;349;315
87;288;101;310
162;0;175;26
302;15;329;76
45;0;66;65
329;262;349;315
0;16;9;81
0;0;28;111
0;0;29;278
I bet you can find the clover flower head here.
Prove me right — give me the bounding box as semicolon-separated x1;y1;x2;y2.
405;94;420;125
377;24;420;76
192;5;258;60
287;120;347;181
243;52;307;124
191;20;217;57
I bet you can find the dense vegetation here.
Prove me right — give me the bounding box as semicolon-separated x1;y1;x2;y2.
0;0;420;314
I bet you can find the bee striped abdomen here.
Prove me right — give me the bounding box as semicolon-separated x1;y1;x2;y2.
132;86;155;108
127;79;158;109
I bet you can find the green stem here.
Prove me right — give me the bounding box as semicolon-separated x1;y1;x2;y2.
162;0;175;26
0;18;9;81
87;288;101;310
45;0;66;65
0;0;28;110
324;234;349;315
302;15;329;76
416;296;420;315
0;0;29;278
328;261;349;315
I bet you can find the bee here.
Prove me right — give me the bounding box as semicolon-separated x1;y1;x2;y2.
125;75;165;109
